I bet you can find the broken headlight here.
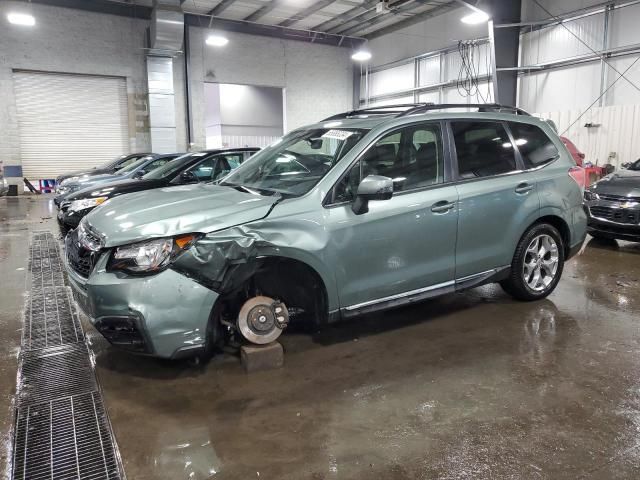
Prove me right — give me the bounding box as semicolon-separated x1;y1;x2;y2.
110;234;199;274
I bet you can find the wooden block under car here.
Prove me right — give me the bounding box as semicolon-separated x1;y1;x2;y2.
240;342;284;373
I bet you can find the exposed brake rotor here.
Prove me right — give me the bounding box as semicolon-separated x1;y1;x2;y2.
237;296;289;345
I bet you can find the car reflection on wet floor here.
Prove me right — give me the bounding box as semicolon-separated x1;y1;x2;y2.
2;196;640;479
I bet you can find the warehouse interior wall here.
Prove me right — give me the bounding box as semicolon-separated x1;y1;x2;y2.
204;83;284;149
519;0;640;167
188;26;354;150
0;1;152;188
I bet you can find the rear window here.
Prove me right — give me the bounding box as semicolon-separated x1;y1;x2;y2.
508;122;559;169
452;121;518;179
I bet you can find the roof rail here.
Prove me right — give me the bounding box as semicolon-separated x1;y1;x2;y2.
397;103;531;117
322;104;430;121
322;103;531;122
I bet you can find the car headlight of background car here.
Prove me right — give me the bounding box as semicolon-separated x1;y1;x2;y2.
109;234;200;274
584;190;599;201
69;196;108;213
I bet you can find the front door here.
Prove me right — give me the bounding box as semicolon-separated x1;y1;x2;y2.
325;122;459;310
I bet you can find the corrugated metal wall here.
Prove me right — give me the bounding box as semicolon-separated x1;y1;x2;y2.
537;104;640;168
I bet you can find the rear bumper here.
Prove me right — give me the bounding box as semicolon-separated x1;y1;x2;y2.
63;240;219;358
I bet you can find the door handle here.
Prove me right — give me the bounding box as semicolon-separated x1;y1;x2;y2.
431;200;456;214
515;182;534;195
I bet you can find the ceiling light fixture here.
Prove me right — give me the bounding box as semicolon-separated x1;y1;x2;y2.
7;12;35;26
351;49;372;62
206;34;229;47
461;10;489;24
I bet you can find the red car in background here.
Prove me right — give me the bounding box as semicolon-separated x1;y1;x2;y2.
561;136;603;188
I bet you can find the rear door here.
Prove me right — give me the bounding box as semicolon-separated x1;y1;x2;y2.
451;120;540;279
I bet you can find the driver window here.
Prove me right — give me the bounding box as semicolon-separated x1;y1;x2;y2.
331;123;443;204
189;157;216;181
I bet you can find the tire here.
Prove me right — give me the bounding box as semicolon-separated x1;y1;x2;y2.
500;223;565;301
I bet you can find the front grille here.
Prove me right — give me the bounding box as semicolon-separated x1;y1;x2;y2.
598;193;640;203
590;206;640;224
66;231;98;278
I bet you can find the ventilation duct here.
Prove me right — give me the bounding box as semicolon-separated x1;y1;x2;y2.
149;0;184;53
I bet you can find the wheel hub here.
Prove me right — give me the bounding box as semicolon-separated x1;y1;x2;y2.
237;296;289;345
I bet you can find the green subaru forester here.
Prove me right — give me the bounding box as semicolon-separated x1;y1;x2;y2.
64;104;587;359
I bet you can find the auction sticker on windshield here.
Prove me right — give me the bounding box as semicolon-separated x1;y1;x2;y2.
322;130;354;141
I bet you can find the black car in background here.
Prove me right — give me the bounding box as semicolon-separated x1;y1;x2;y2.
584;159;640;242
55;152;152;186
57;148;258;229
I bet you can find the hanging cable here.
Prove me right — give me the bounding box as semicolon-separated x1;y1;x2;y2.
457;40;488;103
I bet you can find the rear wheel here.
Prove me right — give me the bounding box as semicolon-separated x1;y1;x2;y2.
501;223;564;301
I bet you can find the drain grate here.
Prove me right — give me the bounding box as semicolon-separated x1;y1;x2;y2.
17;343;97;408
12;392;122;480
25;231;83;350
11;231;125;480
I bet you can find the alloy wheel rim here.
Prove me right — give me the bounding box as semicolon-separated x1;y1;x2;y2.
522;234;559;292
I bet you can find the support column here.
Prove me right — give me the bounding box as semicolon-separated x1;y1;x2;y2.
487;0;522;106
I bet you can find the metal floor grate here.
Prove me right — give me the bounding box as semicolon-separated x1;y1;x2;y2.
26;231;83;350
11;231;125;480
12;392;122;480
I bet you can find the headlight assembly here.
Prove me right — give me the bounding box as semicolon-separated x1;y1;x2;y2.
109;234;200;274
69;196;108;212
584;190;599;202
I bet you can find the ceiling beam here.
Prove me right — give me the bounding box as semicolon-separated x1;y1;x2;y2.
311;0;379;33
338;0;456;37
278;0;338;28
364;1;461;38
185;13;365;47
244;0;283;22
330;0;419;35
207;0;236;16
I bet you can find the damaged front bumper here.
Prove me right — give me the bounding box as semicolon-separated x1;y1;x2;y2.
64;237;219;359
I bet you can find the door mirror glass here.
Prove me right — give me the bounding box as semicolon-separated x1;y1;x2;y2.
133;170;146;178
352;175;393;215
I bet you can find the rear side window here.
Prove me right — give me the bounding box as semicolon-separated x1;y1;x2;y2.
508;122;559;169
452;121;518;179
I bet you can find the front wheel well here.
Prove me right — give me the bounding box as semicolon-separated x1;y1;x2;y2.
212;257;329;333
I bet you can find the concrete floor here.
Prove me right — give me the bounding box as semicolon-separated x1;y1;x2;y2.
2;196;640;479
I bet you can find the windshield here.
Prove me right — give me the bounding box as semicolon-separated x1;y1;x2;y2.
102;154;128;169
117;156;153;175
629;159;640;171
220;128;368;196
143;153;201;179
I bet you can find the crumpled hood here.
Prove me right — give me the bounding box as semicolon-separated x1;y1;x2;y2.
591;169;640;197
84;183;278;247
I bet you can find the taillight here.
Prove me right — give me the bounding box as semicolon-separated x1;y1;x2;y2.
569;166;586;192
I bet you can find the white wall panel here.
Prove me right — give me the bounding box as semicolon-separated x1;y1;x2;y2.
519;63;601;112
368;63;415;98
418;56;440;87
609;4;640;48
537;104;640;168
520;13;604;66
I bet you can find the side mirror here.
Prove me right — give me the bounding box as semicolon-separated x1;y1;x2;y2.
352;175;393;215
179;170;198;184
133;170;145;178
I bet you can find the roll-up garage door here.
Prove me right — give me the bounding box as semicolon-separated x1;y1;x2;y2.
13;71;129;180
